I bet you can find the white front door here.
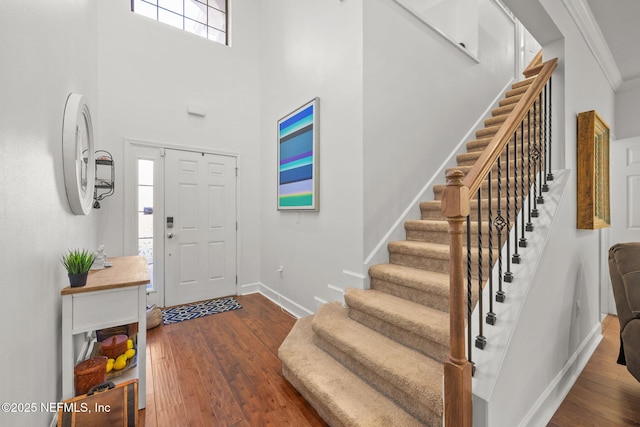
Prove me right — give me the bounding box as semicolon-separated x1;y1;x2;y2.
608;136;640;314
164;149;237;307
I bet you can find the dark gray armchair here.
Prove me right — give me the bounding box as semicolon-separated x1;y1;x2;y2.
608;242;640;381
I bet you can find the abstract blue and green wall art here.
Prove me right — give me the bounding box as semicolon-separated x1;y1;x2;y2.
277;98;319;210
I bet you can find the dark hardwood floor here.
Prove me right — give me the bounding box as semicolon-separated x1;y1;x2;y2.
140;294;640;426
140;293;326;427
548;315;640;426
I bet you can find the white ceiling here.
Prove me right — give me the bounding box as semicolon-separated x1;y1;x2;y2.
586;0;640;82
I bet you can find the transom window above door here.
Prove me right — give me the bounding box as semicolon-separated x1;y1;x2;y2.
132;0;228;45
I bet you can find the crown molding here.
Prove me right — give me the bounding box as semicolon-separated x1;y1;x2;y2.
561;0;622;90
619;75;640;92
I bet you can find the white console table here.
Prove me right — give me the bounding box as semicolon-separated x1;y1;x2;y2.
61;256;149;409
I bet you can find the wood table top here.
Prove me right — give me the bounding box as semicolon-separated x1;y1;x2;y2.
61;256;150;295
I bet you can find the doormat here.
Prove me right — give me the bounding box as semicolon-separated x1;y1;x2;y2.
162;297;242;325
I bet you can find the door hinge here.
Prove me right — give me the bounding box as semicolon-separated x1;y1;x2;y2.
235;275;238;285
235;167;238;177
236;221;238;231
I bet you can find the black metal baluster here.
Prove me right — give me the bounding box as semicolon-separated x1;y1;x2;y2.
532;96;541;217
486;171;496;325
541;83;549;193
519;120;527;248
526;108;534;232
495;156;506;301
476;188;487;349
467;216;474;374
504;139;513;282
512;131;521;264
547;77;554;182
538;87;546;201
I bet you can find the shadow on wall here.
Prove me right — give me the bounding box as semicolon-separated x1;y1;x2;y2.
567;261;592;371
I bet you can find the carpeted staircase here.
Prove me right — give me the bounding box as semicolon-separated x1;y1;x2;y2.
279;75;537;426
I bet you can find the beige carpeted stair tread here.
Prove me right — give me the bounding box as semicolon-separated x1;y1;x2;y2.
404;220;451;245
506;85;529;97
433;177;517;200
345;288;449;347
388;240;498;277
499;93;522;106
405;219;493;245
344;288;449;362
369;263;449;296
484;114;509;128
388;240;449;273
389;239;499;258
404;219;449;233
456;152;532;170
481;112;540;135
404;219;494;241
466;136;495;151
420;196;520;214
369;263;452;311
492;103;516;116
476;124;502;138
389;240;449;259
389;239;500;258
279;316;424;427
513;76;535;88
457;143;531;164
444;157;531;178
312;303;443;424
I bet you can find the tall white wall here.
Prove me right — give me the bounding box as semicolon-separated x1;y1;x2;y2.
258;0;364;314
479;0;616;424
615;80;640;139
0;1;98;425
362;0;517;262
96;0;262;285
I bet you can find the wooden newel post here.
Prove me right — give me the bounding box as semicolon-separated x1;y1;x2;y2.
441;170;473;427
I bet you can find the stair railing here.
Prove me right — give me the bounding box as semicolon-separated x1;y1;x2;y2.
441;56;557;427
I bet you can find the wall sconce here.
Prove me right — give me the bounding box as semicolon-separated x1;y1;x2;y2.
94;150;114;209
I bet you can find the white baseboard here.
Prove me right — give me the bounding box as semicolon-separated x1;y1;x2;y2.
518;322;603;427
314;296;327;311
327;284;346;304
238;282;261;294
342;269;367;289
238;282;313;318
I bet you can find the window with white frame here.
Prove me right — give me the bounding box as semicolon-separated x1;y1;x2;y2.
132;0;228;45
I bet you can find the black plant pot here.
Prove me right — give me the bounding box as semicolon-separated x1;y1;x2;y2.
68;271;89;288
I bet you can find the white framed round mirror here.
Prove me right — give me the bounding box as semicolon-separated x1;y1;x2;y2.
62;93;95;215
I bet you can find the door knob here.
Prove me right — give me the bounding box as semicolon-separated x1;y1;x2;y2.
167;233;174;239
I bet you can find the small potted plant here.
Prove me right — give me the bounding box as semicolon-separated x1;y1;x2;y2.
61;249;96;287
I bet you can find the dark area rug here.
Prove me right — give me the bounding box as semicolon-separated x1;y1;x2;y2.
162;296;242;325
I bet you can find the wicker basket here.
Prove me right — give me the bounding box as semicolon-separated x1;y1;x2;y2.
99;334;128;359
74;357;107;396
147;306;162;329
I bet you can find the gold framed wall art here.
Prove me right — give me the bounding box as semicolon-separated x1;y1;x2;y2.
577;110;610;229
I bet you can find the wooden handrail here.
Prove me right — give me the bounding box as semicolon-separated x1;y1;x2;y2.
462;58;557;197
441;56;557;427
523;50;543;77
